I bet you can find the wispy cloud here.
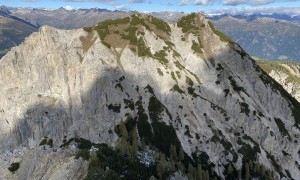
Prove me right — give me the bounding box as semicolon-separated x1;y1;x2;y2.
178;0;191;6
223;0;248;5
195;0;214;5
127;0;145;3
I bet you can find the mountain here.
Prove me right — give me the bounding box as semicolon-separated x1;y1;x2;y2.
6;7;132;29
256;60;300;102
211;14;300;62
0;13;299;179
0;6;38;58
1;6;300;63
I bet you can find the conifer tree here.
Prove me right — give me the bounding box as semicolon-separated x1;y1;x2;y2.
228;163;233;175
204;170;209;180
119;120;128;140
132;130;138;154
245;163;250;180
176;161;184;173
238;169;242;180
197;164;203;180
179;147;184;162
188;163;197;179
157;153;166;179
260;165;265;177
170;144;177;161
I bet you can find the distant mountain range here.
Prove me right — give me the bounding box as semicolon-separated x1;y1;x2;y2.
0;6;299;62
211;14;300;62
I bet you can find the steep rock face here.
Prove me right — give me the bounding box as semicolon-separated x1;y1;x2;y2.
0;13;299;179
257;60;300;102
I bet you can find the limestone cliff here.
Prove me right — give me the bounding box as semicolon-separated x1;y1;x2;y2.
0;13;299;179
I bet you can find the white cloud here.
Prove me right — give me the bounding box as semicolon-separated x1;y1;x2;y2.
224;0;248;5
250;0;275;5
195;0;214;5
178;0;191;5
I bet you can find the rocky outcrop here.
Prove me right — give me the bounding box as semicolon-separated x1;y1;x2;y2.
257;60;300;102
0;13;299;179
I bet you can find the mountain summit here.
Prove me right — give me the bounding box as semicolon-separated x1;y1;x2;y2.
0;13;299;179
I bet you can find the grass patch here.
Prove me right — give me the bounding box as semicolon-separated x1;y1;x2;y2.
170;84;185;94
154;50;168;65
191;40;203;54
157;68;164;76
177;13;198;33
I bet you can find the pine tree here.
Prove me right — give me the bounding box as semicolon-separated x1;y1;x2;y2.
204;170;209;180
238;169;242;180
245;163;250;180
249;161;254;170
132;130;138;155
228;163;233;175
197;164;203;180
265;169;272;180
176;161;184;174
119;120;128;140
188;163;197;179
179;147;184;162
157;153;166;179
260;165;265;177
170;144;177;161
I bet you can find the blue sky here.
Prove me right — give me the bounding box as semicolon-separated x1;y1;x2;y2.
0;0;299;14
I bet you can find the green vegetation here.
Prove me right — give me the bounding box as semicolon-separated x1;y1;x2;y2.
151;16;171;34
175;71;181;79
123;99;135;110
274;118;291;141
157;68;164;76
8;162;20;173
256;60;300;85
208;21;234;44
237;137;260;162
39;138;48;146
47;139;53;147
171;72;177;83
137;37;152;57
108;104;121;113
154;50;168;65
123;26;138;45
191;40;203;54
239;102;250;116
170;84;185;94
39;138;54;147
228;76;248;95
186;76;194;86
177;13;197;33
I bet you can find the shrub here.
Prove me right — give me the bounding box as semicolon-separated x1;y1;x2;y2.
8;162;20;173
39;138;47;146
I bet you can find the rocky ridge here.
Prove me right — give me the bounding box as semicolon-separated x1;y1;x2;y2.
257;60;300;102
0;13;299;179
